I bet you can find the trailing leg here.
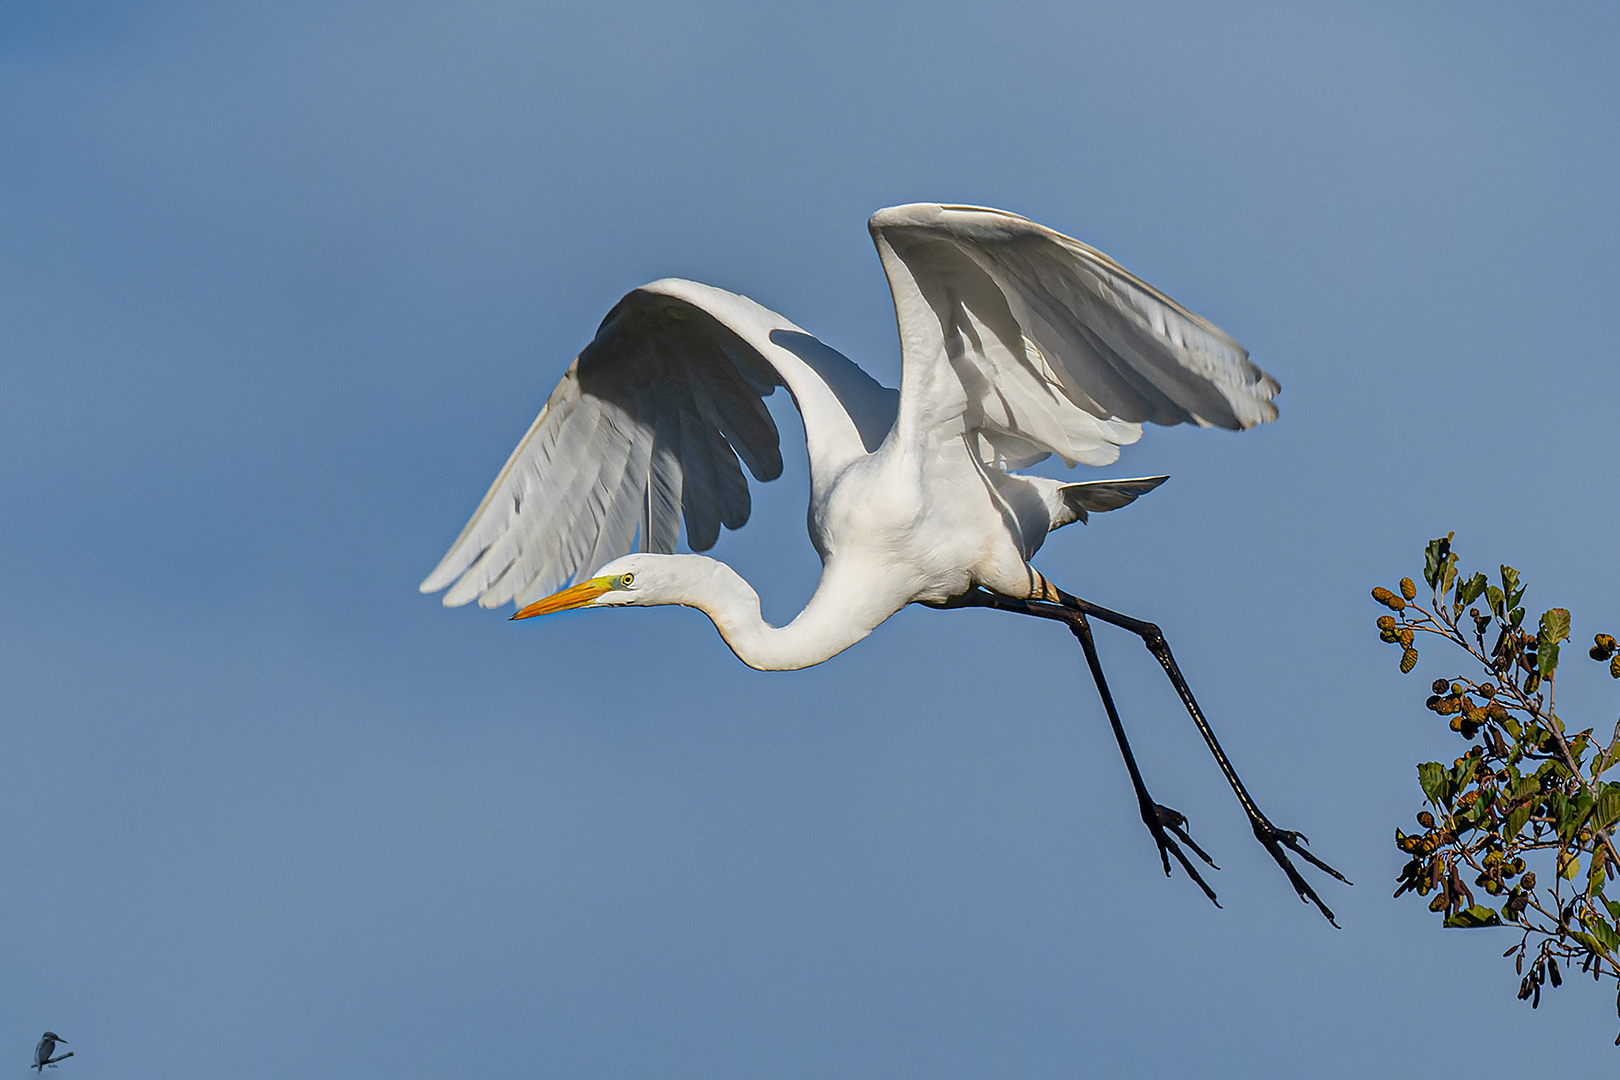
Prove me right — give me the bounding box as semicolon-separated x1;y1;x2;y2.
937;585;1349;924
1067;607;1221;904
939;590;1219;905
1051;588;1350;925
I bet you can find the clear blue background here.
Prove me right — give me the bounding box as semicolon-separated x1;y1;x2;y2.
3;2;1617;1076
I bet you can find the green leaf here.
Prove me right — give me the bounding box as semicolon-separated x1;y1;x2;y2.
1487;585;1505;617
1605;898;1620;923
1569;793;1597;840
1538;608;1571;676
1457;573;1488;607
1424;535;1454;590
1538;641;1562;677
1598;738;1620;777
1597;788;1620;831
1505;803;1533;838
1589;915;1620;952
1443;904;1503;928
1570;929;1605;954
1548;790;1569;828
1501;565;1522;605
1418;762;1448;806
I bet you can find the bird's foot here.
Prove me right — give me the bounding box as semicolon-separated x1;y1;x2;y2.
1250;820;1351;927
1144;802;1221;907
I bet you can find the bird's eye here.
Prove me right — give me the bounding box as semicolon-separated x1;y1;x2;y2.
620;573;635;587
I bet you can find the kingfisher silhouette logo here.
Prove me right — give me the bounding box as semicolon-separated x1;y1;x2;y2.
32;1033;71;1071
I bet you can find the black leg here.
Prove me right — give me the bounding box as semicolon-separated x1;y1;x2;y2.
937;590;1219;903
1051;588;1350;924
937;587;1348;925
1066;607;1222;905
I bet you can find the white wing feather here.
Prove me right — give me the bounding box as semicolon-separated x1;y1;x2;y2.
420;285;788;609
420;279;897;610
869;203;1279;469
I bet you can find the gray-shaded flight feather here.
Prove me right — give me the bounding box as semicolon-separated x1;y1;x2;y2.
421;288;788;608
869;203;1278;473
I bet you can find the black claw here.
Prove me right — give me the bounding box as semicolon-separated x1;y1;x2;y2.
1156;804;1219;869
1162;832;1222;907
1253;821;1350;927
1151;824;1174;877
1274;828;1352;884
1143;803;1221;906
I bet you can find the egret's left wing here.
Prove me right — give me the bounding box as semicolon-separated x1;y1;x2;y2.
869;203;1278;470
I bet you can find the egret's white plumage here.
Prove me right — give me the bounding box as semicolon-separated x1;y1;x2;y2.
421;203;1348;921
421;204;1276;668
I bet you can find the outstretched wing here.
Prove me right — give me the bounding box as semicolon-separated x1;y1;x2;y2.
869;203;1278;470
421;283;791;609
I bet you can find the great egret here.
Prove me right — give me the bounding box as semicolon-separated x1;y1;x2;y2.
422;203;1347;921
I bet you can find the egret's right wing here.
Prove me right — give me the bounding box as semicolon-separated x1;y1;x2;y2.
869;203;1279;470
420;285;787;610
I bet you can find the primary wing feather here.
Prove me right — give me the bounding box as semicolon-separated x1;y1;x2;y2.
421;287;786;609
869;203;1278;469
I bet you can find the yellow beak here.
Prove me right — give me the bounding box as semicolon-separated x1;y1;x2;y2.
510;577;613;620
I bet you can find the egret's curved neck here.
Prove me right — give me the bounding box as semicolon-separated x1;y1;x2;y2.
659;556;892;671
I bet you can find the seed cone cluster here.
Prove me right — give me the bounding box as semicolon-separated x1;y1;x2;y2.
1375;534;1620;1045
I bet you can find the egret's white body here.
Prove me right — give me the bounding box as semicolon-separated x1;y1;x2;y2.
421;204;1274;668
421;204;1345;918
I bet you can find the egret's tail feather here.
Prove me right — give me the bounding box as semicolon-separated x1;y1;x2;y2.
1056;474;1169;525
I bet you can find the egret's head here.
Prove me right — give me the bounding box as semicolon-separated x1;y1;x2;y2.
509;553;669;619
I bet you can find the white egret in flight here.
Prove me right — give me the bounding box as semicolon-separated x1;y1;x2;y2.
422;204;1347;921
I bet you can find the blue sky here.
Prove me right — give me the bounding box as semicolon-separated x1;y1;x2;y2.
3;2;1618;1076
